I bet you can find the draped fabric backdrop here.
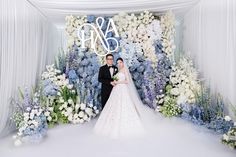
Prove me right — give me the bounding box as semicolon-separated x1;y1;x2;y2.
0;0;60;137
183;0;236;116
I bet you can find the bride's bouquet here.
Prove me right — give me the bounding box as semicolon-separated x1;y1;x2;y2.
112;74;119;81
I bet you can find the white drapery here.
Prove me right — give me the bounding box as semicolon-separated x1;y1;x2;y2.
28;0;199;26
183;0;236;112
0;0;60;137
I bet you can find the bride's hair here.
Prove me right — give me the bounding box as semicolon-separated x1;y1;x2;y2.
116;57;123;62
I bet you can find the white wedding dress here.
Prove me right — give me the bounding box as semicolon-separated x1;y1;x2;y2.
94;68;145;139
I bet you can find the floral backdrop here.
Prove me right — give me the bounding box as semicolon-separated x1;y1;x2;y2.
11;11;236;149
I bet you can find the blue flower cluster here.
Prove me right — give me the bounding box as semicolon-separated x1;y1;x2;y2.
128;54;154;107
180;103;234;134
154;41;172;97
42;79;59;96
64;45;101;108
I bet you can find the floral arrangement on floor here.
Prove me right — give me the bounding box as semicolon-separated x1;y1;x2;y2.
11;64;100;146
11;88;47;146
222;127;236;149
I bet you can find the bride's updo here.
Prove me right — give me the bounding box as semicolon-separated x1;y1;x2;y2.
116;57;123;62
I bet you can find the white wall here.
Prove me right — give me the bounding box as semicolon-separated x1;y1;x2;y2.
0;0;60;137
183;0;236;113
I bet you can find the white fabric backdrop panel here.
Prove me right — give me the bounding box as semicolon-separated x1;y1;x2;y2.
0;0;60;137
183;0;236;111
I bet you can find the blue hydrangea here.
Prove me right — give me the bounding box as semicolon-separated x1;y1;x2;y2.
87;15;95;23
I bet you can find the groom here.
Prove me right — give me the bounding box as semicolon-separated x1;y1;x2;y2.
98;54;118;109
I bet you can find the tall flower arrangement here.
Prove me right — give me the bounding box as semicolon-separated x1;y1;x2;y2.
11;88;47;146
169;57;201;105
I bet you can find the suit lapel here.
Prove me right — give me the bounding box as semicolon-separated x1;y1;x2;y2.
106;65;112;78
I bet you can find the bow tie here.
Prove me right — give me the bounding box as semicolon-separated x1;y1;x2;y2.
108;66;113;68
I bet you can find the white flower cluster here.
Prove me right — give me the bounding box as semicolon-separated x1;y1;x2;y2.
160;11;176;58
13;106;45;146
42;64;73;89
58;97;99;124
113;11;154;33
114;11;162;64
169;58;201;105
65;15;87;49
43;98;54;122
42;64;61;80
222;123;236;149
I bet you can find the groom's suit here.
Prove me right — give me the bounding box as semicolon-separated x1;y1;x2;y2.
98;64;118;109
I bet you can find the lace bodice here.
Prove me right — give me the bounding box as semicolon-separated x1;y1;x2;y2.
117;72;126;81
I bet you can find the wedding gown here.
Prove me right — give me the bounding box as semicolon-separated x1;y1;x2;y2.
94;70;145;139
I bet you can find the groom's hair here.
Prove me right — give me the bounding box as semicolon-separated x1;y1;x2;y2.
106;54;114;59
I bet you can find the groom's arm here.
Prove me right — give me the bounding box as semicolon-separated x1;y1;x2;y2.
98;67;112;85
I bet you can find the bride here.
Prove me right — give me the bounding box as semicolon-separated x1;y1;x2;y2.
94;57;146;139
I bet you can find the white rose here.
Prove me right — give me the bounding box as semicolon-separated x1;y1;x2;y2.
223;134;229;141
68;115;73;122
59;98;64;103
170;88;179;96
74;114;79;119
67;84;73;89
64;79;69;86
95;110;99;114
33;121;39;127
83;115;88;121
68;98;74;105
80;103;86;110
57;92;61;96
47;116;52;122
26;107;31;111
23;113;29;117
44;111;50;117
79;119;84;123
78;111;85;118
67;107;73;114
224;116;231;122
85;108;93;116
59;106;63;111
30;113;34;120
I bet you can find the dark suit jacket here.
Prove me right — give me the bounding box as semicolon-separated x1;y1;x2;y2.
98;64;118;107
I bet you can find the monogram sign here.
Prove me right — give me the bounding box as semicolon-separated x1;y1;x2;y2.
77;17;120;56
